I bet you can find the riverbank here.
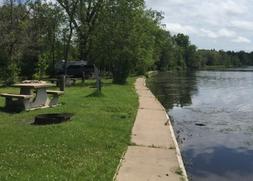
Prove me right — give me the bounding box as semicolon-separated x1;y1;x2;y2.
115;77;188;181
0;79;138;180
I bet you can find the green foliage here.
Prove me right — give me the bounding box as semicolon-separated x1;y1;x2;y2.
185;45;201;69
198;49;252;68
156;31;174;71
3;62;20;85
0;1;65;80
174;33;190;48
175;167;183;176
0;0;252;84
90;0;158;83
174;48;186;70
173;34;201;70
33;53;49;80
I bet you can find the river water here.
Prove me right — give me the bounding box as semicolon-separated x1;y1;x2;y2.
147;68;253;181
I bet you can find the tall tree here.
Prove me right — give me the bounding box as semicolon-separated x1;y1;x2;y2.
91;0;155;83
0;0;30;83
56;0;105;61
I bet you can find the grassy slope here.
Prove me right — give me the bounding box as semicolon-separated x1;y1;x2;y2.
0;78;138;181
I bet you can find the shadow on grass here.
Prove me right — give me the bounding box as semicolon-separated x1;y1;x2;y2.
66;82;86;88
88;82;112;88
0;107;23;114
69;81;113;88
0;85;7;88
86;90;104;97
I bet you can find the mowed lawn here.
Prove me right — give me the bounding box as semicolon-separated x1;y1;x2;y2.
0;78;138;180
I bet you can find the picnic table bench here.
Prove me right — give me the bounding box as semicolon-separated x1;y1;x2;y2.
0;93;33;111
46;90;64;107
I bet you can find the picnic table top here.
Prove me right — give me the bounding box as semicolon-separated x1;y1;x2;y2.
13;83;54;89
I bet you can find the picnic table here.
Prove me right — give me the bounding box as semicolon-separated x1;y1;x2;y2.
0;81;64;111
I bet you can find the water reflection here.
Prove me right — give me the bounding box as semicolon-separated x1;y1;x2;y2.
186;146;253;181
148;69;253;181
148;71;198;109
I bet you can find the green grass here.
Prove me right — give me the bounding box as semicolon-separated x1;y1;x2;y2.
0;78;138;180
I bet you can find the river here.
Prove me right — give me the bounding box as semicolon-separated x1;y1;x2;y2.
147;68;253;181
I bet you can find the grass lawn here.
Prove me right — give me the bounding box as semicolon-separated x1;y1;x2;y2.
0;78;138;180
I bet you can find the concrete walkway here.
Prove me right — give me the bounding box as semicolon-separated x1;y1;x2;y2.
115;78;188;181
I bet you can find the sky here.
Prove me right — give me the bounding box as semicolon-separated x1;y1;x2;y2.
145;0;253;51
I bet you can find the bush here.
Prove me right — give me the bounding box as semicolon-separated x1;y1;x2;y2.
33;53;49;80
3;63;20;85
112;59;131;84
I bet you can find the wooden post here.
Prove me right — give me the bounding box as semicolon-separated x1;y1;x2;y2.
59;75;66;91
94;65;101;93
81;71;85;84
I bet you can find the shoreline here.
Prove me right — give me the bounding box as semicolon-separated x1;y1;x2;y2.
115;77;188;181
144;78;188;180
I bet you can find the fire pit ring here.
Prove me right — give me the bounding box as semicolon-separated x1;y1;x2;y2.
34;113;73;125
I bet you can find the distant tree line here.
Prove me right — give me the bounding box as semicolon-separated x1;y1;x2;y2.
0;0;252;85
155;33;253;70
198;49;253;67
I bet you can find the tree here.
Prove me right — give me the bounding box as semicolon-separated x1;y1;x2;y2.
20;1;64;78
0;0;30;84
156;31;174;71
185;45;200;69
57;0;105;61
174;33;190;49
91;0;151;84
173;33;201;69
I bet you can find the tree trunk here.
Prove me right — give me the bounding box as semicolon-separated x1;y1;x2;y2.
78;34;88;61
64;23;73;76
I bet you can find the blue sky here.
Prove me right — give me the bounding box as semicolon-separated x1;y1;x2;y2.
145;0;253;51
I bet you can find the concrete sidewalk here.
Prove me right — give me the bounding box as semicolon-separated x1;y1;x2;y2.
115;78;188;181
